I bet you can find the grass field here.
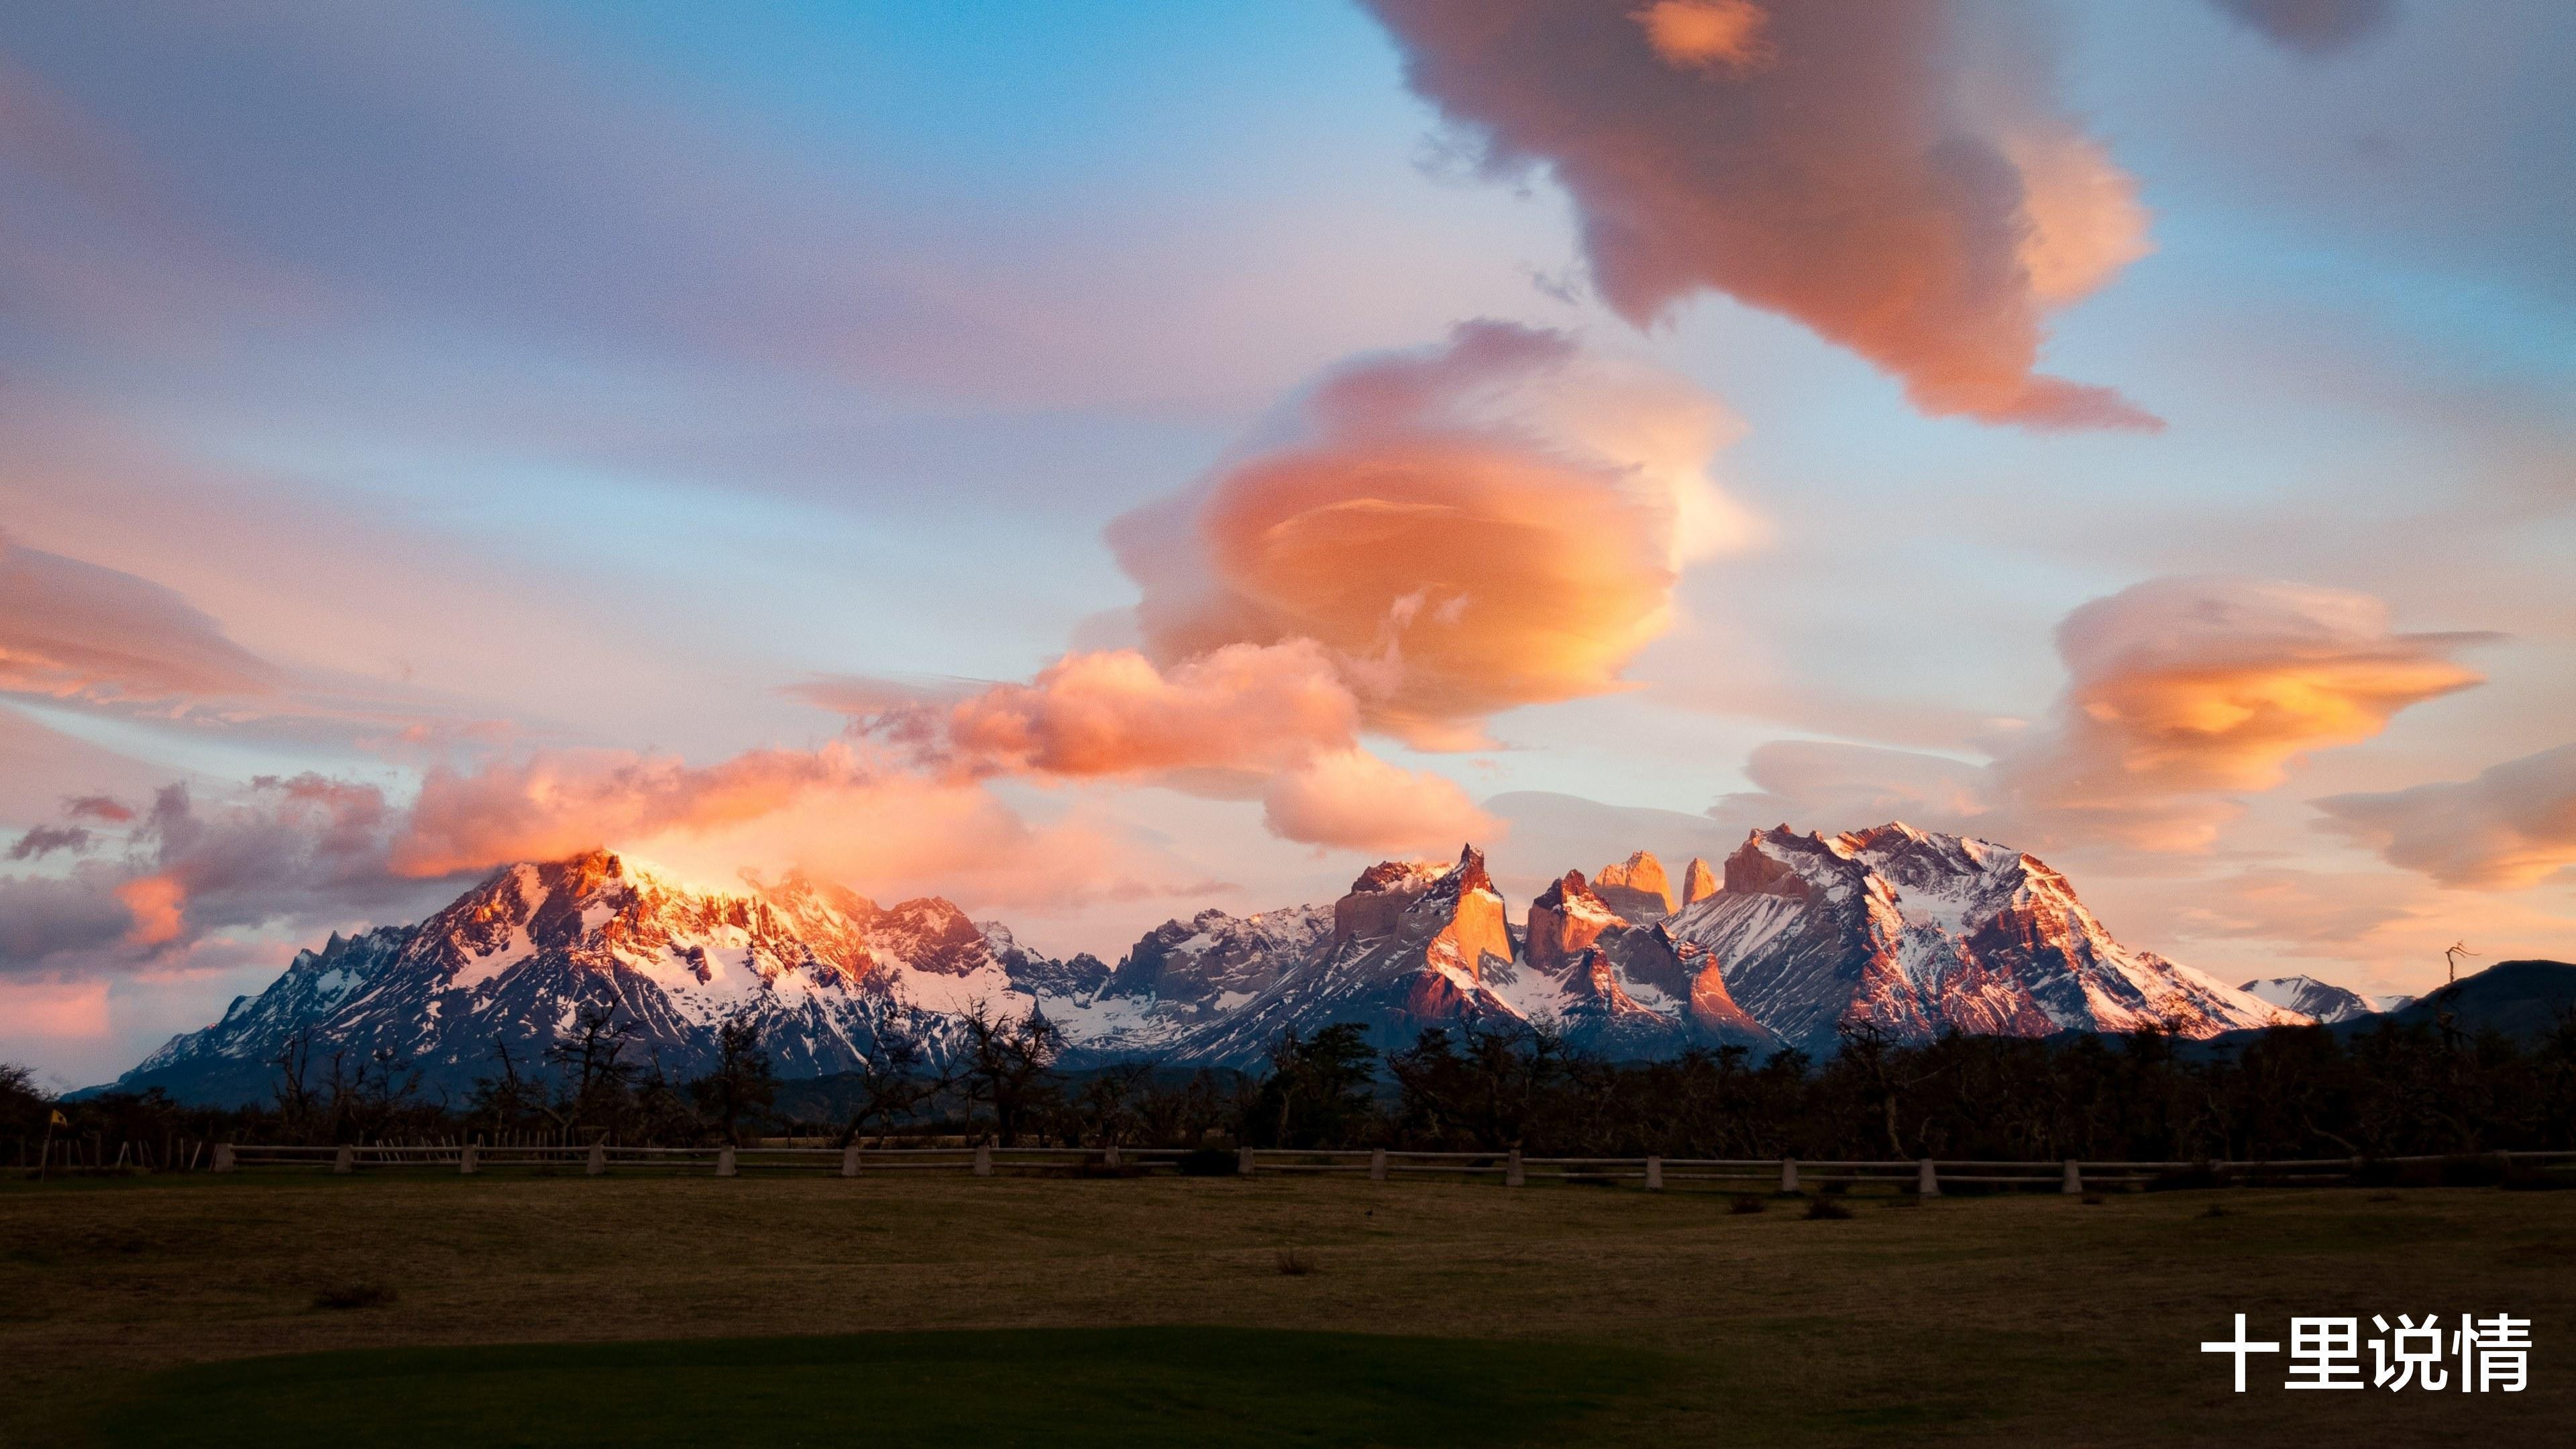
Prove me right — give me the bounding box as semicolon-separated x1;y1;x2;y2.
2;1170;2567;1446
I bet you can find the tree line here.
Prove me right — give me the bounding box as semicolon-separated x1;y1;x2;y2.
10;1003;2576;1165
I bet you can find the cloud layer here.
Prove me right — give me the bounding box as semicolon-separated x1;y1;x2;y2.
1361;0;2155;427
2318;743;2576;889
1996;577;2486;848
1713;577;2487;854
0;531;282;709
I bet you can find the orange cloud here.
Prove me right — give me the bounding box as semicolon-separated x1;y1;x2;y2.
1632;0;1773;72
1259;748;1498;854
914;642;1358;780
853;641;1499;853
2318;743;2576;890
815;322;1717;855
1713;578;2489;855
2000;578;2488;849
1113;321;1756;749
387;742;1229;913
392;744;881;878
115;873;184;946
1360;0;2155;429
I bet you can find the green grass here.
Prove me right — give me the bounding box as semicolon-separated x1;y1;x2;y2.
91;1327;1664;1448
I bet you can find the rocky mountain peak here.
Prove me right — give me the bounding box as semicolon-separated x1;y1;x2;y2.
1680;856;1718;906
1409;845;1509;979
1592;849;1675;922
107;824;2314;1106
1333;857;1447;943
1674;822;2300;1052
1527;869;1623;975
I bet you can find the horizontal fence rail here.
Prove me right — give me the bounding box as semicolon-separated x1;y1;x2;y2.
176;1142;2576;1193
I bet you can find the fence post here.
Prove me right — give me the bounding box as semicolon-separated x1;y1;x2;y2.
2061;1159;2081;1195
1646;1156;1663;1191
841;1144;862;1178
1780;1157;1798;1194
460;1143;479;1176
333;1144;355;1175
586;1142;608;1176
1103;1142;1121;1170
212;1142;235;1174
974;1142;994;1178
716;1145;738;1178
1505;1148;1525;1187
1370;1148;1387;1183
1237;1146;1256;1177
1916;1159;1940;1197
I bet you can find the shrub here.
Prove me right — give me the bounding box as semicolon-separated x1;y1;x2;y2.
1728;1195;1766;1215
1803;1197;1851;1221
1177;1148;1238;1177
1274;1248;1318;1277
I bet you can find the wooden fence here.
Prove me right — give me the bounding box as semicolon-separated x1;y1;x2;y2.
178;1142;2576;1193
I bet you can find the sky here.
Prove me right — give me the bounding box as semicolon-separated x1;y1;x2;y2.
3;0;2571;1087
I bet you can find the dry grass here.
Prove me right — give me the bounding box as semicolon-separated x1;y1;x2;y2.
3;1171;2568;1446
309;1281;396;1311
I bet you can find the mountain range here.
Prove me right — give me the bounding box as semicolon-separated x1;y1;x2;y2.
106;822;2345;1106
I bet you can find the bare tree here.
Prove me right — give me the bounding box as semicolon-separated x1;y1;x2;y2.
545;1006;640;1141
957;1000;1063;1147
270;1029;318;1139
688;1014;778;1146
834;1002;951;1148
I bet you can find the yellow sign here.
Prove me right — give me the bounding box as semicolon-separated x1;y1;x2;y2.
48;1110;69;1128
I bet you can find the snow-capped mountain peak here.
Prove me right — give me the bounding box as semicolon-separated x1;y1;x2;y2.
107;825;2313;1104
2239;975;2410;1024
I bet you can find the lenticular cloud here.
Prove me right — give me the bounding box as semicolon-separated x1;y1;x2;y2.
827;321;1750;853
1112;319;1758;749
1361;0;2156;429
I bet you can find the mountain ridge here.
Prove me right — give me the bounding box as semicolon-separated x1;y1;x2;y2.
101;823;2333;1104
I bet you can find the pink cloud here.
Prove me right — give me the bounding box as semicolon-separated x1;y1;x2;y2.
114;874;184;947
0;977;111;1039
0;529;282;709
1258;748;1499;854
2317;743;2576;890
391;742;1229;914
1360;0;2155;428
906;643;1360;782
850;643;1499;854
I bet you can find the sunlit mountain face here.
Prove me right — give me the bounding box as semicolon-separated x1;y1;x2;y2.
107;825;2310;1104
5;1;2572;1087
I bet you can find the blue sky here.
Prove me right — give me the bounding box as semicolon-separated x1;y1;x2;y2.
1;0;2570;1084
